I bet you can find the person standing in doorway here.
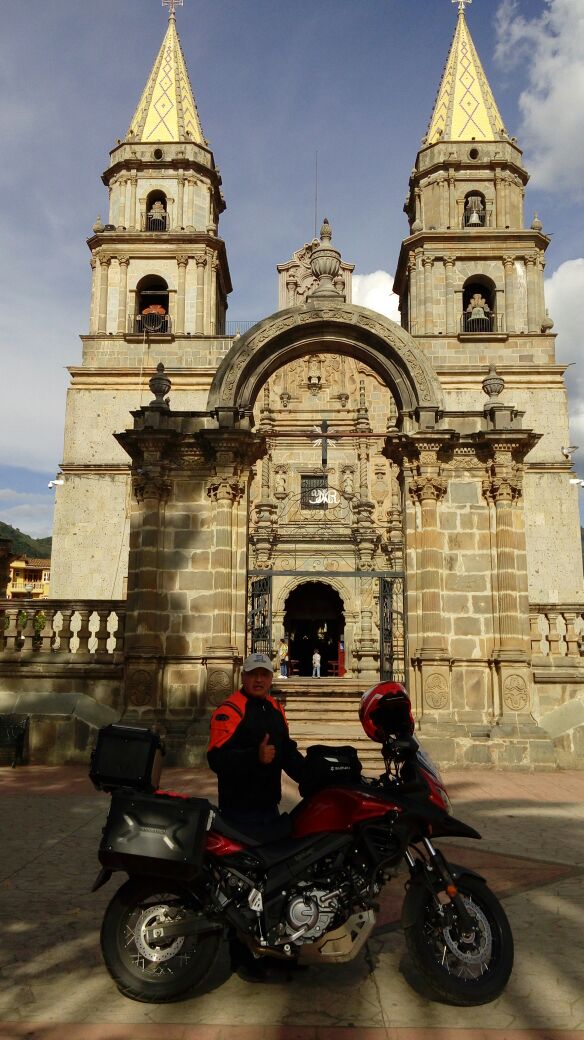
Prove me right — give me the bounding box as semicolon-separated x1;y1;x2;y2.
278;637;289;678
312;649;321;677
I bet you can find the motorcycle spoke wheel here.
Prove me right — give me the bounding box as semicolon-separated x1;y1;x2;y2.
100;877;222;1003
403;874;514;1006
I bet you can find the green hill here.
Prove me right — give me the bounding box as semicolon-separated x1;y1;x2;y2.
0;520;51;560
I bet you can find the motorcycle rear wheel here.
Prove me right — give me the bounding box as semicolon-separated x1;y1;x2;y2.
403;874;513;1006
100;876;223;1003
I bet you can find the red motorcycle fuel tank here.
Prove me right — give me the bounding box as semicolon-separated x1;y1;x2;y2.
292;786;401;837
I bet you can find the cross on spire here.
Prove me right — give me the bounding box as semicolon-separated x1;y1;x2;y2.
452;0;472;12
162;0;183;18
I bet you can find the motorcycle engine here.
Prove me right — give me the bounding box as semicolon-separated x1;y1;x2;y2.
284;886;342;943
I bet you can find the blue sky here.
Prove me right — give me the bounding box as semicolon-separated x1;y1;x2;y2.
1;0;583;536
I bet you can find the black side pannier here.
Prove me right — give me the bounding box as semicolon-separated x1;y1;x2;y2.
99;790;212;880
89;723;164;793
299;744;362;798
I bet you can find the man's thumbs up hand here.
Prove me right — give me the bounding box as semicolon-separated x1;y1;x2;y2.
259;733;276;764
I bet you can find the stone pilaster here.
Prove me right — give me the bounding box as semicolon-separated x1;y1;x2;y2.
176;255;188;335
423;255;434;334
526;253;539;333
97;256;111;334
117;257;129;334
128;171;138;230
503;256;516;334
195;255;207;334
444;255;455;334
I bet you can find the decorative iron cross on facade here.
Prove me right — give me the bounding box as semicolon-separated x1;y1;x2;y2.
311;420;337;470
162;0;183;15
452;0;472;11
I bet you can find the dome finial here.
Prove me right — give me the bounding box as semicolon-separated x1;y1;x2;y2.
452;0;472;13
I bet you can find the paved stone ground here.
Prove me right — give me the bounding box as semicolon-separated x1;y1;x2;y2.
0;763;583;1040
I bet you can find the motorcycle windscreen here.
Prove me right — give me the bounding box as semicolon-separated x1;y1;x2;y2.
99;791;212;880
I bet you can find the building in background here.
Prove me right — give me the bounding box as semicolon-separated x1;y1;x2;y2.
7;558;51;600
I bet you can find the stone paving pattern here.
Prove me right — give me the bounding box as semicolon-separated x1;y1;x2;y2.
1;765;583;1040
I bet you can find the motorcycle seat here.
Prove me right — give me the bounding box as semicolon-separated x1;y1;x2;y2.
213;812;294;846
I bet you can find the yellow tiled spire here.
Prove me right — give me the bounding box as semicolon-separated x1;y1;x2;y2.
426;8;506;145
127;11;205;144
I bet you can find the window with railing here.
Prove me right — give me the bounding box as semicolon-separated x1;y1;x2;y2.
461;276;499;334
145;190;168;232
301;475;329;510
135;275;170;334
463;191;487;228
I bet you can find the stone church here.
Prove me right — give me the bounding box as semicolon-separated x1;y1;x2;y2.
45;1;584;768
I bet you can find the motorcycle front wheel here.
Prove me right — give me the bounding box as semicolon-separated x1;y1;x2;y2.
403;873;514;1006
100;876;223;1003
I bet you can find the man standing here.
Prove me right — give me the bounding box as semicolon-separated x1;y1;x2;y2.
312;649;321;677
207;652;304;829
278;637;289;678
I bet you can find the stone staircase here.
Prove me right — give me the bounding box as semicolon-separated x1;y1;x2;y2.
273;680;383;772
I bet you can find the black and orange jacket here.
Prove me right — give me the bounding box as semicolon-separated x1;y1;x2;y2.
207;689;304;812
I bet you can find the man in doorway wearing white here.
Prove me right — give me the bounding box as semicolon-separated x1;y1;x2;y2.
312;649;321;677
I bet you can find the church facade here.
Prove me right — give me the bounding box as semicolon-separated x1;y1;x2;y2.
47;4;584;768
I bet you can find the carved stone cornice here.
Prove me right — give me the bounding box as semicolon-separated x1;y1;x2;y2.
207;476;246;504
409;474;448;504
133;468;172;504
201;428;267;482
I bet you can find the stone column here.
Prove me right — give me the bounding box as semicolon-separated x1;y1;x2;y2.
537;254;547;331
410;468;447;658
129;172;138;230
177;172;185;229
482;442;539;736
89;258;98;333
206;477;243;646
117;256;129;334
444;255;455;335
97;257;111;334
123;463;171;714
494;170;502;229
210;255;219;334
526;254;539;333
423;256;434;335
176;255;188;335
118;178;127;229
448;170;456;228
503;256;516;335
408;254;418;334
195;255;207;334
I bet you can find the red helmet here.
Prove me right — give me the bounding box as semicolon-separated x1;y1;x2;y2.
359;682;415;743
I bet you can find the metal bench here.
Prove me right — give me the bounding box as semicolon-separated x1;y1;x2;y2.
0;715;29;767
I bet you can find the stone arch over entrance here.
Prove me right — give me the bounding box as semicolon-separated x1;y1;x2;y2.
283;580;346;678
207;302;444;425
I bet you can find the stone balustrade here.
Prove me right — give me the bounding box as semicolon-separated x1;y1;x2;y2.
0;599;125;656
530;605;584;659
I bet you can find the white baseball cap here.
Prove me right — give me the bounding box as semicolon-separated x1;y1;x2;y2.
242;653;274;674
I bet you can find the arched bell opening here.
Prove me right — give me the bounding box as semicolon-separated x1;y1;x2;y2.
145;190;169;232
463;191;487;229
462;274;497;333
284;582;345;678
135;274;170;333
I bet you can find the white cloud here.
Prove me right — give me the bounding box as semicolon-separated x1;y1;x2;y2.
495;0;584;195
545;258;584;476
352;271;400;322
0;490;55;539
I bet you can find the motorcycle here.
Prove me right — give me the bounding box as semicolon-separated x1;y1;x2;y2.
90;682;513;1006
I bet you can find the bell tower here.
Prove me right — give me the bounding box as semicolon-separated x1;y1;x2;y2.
89;2;229;338
50;3;232;598
394;1;551;343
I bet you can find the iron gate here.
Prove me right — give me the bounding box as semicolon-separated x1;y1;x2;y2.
379;576;406;684
248;575;272;655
